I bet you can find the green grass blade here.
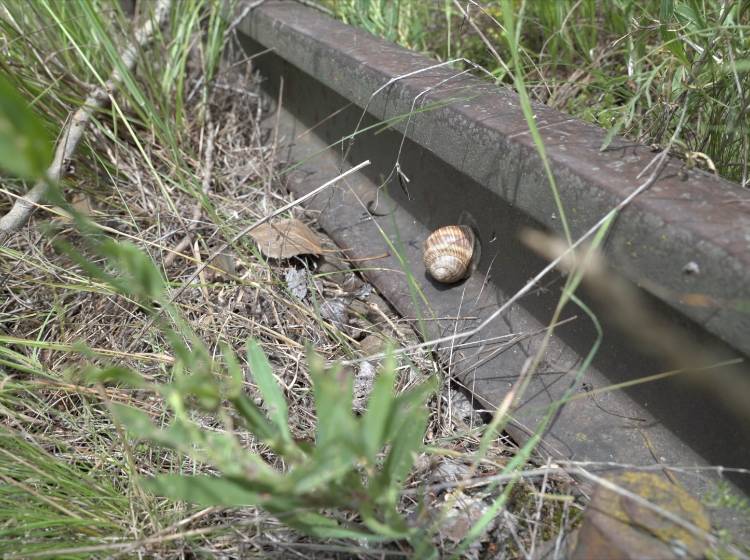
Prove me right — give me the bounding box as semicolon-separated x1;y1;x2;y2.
309;353;356;450
0;73;53;180
360;349;397;461
246;339;293;445
142;474;262;507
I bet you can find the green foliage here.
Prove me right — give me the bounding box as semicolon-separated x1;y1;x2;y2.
100;340;437;544
0;74;53;181
323;0;435;52
0;429;130;559
322;0;750;185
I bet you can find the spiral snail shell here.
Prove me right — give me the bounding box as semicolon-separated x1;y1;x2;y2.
423;225;477;284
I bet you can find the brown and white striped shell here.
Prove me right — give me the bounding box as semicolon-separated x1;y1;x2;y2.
423;225;476;284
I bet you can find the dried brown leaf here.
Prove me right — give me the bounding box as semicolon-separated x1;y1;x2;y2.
249;218;323;259
55;193;95;223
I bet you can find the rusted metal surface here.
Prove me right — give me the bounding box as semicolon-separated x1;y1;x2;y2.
234;0;750;538
570;471;711;560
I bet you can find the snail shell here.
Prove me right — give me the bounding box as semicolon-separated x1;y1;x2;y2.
423;225;476;283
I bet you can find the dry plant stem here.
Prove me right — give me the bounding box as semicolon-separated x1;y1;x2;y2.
524;230;750;422
224;0;267;38
529;457;552;559
0;186;212;267
451;0;511;76
0;0;172;238
412;461;750;496
12;526;220;560
112;507;218;558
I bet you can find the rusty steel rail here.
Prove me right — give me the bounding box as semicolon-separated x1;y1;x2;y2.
235;0;750;535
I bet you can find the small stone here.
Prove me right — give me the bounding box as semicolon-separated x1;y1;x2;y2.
358;334;385;356
319;298;349;328
207;251;237;281
284;267;308;300
682;261;700;275
354;282;373;300
439;491;494;545
353;360;376;411
432;458;472;483
449;389;485;427
316;255;347;275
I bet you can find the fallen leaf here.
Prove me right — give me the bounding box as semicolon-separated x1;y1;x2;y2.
55;193;95;223
249;218;323;259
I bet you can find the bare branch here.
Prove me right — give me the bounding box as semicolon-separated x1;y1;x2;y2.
0;0;172;237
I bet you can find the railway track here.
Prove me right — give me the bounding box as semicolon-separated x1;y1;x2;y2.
235;0;750;537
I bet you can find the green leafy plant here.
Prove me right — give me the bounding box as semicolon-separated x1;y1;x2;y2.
0;67;438;546
17;165;434;551
99;339;436;544
85;338;436;545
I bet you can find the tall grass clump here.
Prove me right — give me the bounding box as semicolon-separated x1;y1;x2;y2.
322;0;750;186
0;0;259;555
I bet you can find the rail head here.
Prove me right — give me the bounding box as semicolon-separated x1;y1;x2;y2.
237;0;750;358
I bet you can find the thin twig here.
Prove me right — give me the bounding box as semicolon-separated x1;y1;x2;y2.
528;457;552;558
0;0;172;237
408;461;750;496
